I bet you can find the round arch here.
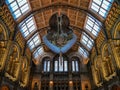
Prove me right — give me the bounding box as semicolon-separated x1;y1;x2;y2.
17;3;103;25
111;21;120;69
8;41;21;60
5;41;21;81
111;17;120;39
113;22;120;39
0;19;10;71
0;85;10;90
39;52;54;63
111;84;120;90
68;52;83;63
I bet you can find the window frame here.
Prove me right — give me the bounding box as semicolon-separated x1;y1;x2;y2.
54;55;68;73
6;0;30;19
27;33;41;50
19;17;37;38
71;57;80;72
90;0;114;18
85;16;102;37
81;32;94;50
78;47;89;58
42;57;51;73
33;47;44;59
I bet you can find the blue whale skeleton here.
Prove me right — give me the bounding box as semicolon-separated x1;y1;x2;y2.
43;13;77;54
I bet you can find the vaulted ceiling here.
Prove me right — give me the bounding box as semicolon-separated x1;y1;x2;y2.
5;0;114;61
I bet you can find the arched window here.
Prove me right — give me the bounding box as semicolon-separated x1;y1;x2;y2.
54;55;68;72
43;57;50;72
71;57;79;72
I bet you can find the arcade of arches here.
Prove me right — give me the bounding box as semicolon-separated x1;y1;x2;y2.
0;0;120;90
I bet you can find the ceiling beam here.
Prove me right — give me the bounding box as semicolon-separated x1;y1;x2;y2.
71;25;95;41
16;2;104;25
26;26;49;41
76;41;90;52
31;43;44;53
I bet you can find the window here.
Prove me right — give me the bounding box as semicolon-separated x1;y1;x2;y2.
6;0;30;19
27;33;41;50
81;32;94;50
54;55;68;72
43;57;50;72
33;47;44;58
72;57;79;72
19;17;37;38
85;16;101;36
78;47;89;58
90;0;114;18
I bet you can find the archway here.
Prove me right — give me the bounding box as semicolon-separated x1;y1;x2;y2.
5;42;21;81
0;22;9;71
113;22;120;69
111;85;120;90
0;85;10;90
101;43;115;80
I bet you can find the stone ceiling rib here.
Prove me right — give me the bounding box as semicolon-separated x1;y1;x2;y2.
16;2;104;25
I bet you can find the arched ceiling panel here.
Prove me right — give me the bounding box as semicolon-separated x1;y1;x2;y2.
5;0;114;60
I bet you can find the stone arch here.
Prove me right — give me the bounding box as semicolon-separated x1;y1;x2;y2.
33;82;39;90
0;21;9;71
32;80;40;90
112;22;120;69
42;56;51;62
101;43;115;81
39;52;54;64
111;84;120;90
68;52;83;63
5;42;21;81
0;85;10;90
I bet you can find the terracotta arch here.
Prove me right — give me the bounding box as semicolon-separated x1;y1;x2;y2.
0;85;10;90
111;85;120;90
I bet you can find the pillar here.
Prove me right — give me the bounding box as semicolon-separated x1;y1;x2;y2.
49;81;53;90
69;81;73;90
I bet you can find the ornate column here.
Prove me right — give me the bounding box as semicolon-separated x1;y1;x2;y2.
49;58;53;90
50;60;53;81
69;59;73;90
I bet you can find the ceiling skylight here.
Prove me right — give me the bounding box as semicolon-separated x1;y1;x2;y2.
6;0;30;19
19;17;36;38
85;16;101;37
90;0;114;18
81;32;94;50
78;47;89;58
27;33;41;50
33;47;44;58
